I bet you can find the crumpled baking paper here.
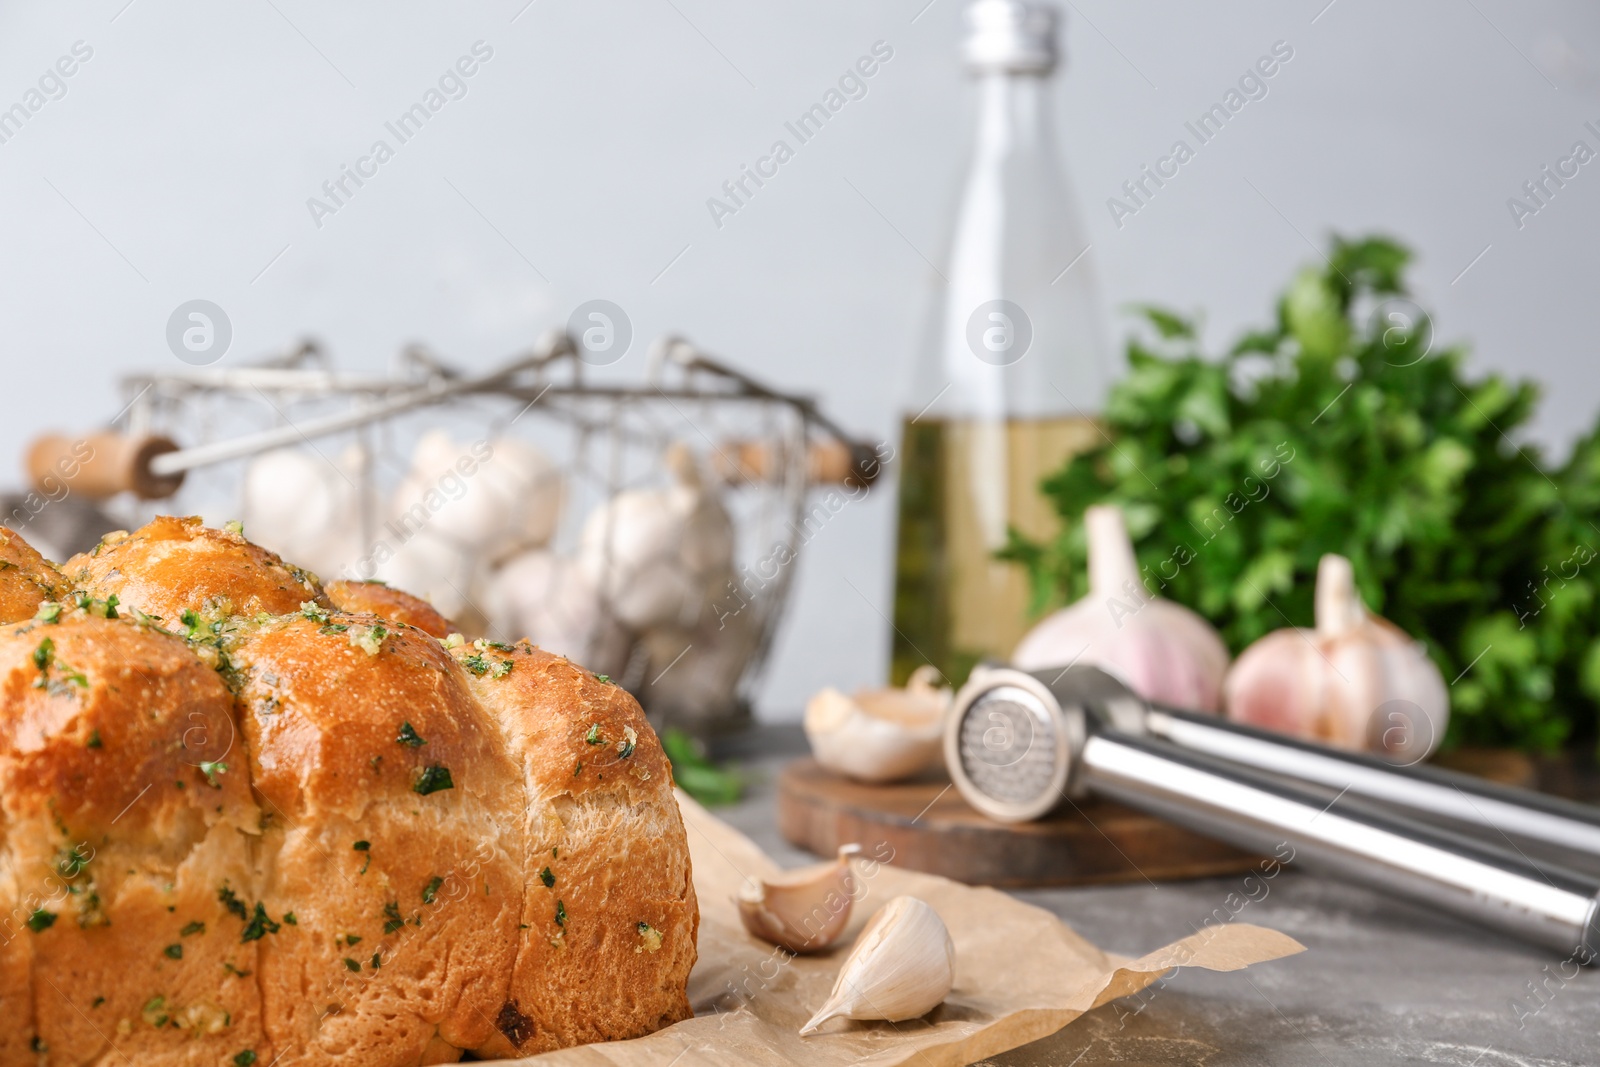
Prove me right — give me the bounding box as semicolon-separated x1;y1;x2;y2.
493;791;1304;1067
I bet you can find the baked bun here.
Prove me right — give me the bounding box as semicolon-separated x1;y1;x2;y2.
1;519;697;1065
325;580;453;638
63;516;328;632
0;528;68;624
0;609;264;1062
456;644;697;1057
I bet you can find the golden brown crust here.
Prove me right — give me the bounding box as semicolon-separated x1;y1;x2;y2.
0;528;68;625
228;612;525;1063
457;644;696;1057
0;519;697;1065
326;580;453;639
63;516;327;632
0;613;265;1063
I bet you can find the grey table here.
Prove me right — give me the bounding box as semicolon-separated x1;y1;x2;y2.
710;728;1600;1067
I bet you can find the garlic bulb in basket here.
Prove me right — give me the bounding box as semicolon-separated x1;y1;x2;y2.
637;609;757;730
799;895;955;1035
392;431;564;564
371;526;490;635
1225;554;1449;761
241;446;365;579
577;444;734;632
1012;505;1230;712
804;665;949;783
492;548;633;678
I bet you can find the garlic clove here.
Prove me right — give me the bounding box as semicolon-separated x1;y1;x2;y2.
737;843;862;953
1013;504;1231;712
804;672;950;784
799;895;955;1035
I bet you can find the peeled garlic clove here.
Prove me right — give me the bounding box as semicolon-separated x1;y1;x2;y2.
737;844;862;953
1225;554;1449;760
800;895;955;1035
1012;505;1231;712
804;666;950;784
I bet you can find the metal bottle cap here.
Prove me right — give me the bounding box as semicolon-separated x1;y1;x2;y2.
963;0;1059;75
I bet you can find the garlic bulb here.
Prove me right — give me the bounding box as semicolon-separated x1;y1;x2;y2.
392;431;564;564
1012;505;1231;712
371;526;489;635
1225;554;1449;761
637;609;757;730
577;444;734;632
491;548;633;678
241;446;366;579
804;666;949;784
737;844;862;953
799;895;955;1035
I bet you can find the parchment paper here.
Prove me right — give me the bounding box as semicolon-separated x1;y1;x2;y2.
494;791;1304;1067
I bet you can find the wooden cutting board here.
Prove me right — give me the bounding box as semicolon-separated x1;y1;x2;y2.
776;758;1266;888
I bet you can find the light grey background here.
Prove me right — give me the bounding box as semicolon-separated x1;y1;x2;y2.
2;0;1598;719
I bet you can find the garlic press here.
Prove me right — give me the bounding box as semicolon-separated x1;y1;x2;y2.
945;664;1600;956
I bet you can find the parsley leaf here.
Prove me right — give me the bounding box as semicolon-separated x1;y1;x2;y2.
412;765;453;796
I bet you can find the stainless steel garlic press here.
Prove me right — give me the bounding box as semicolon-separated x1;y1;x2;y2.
945;664;1600;957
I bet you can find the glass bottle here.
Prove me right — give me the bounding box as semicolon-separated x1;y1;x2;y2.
892;0;1108;686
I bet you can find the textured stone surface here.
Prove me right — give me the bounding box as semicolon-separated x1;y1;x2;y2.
713;728;1600;1067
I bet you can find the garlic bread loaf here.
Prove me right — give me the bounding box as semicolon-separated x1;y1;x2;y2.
0;517;696;1064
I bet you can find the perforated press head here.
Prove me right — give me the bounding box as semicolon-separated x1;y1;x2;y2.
945;665;1144;823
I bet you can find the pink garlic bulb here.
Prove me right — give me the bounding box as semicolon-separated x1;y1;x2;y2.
1224;554;1449;761
1011;505;1230;712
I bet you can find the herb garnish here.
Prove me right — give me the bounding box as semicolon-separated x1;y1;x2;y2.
198;760;227;788
539;867;555;888
555;900;567;927
163;943;182;959
585;723;603;745
396;722;425;747
218;886;248;921
412;765;454;796
240;902;280;942
422;877;444;905
461;653;490;676
27;909;55;932
383;901;404;934
180;921;205;936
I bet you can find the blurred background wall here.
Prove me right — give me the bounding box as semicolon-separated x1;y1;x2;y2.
2;0;1598;718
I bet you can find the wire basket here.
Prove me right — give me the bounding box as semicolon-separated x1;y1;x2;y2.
82;331;876;733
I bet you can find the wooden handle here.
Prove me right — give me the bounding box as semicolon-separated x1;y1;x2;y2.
713;439;883;488
27;432;185;501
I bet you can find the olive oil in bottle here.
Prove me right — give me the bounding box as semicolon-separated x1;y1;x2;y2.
891;1;1108;686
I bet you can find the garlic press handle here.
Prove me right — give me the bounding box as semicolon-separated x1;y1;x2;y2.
1081;729;1600;958
1142;705;1600;859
